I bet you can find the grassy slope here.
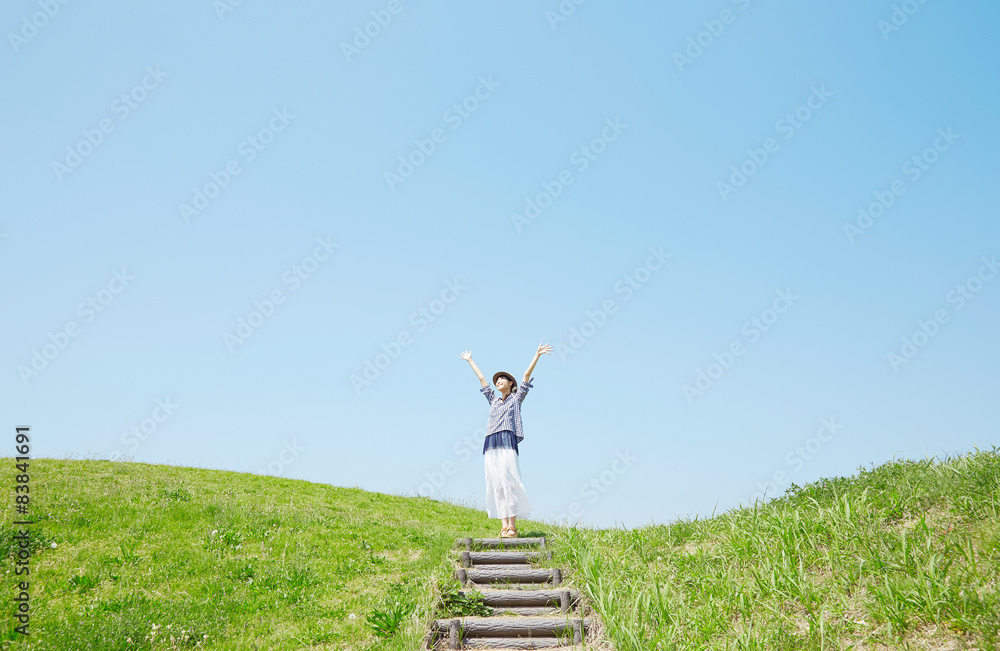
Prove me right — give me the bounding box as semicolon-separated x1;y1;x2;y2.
559;448;1000;650
5;450;998;650
0;459;555;651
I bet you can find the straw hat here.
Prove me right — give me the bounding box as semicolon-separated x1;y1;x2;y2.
492;371;517;391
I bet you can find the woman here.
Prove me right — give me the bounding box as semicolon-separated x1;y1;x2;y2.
460;343;552;538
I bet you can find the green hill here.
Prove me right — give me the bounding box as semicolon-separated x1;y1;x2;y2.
0;459;554;650
561;447;1000;650
3;448;998;650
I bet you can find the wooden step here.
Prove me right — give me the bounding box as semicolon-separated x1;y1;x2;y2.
461;588;580;610
459;639;585;649
430;634;587;650
467;582;556;590
461;550;551;566
458;537;546;550
456;567;562;586
488;606;570;616
471;563;540;571
433;616;590;639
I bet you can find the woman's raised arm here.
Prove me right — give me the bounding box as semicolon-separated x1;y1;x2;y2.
460;350;489;388
522;342;553;384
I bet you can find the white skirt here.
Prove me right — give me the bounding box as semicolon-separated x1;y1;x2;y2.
484;447;532;519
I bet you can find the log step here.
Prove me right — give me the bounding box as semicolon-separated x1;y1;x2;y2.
458;568;560;585
487;606;572;616
461;589;580;608
459;537;546;549
433;616;591;637
472;563;538;571
459;639;586;649
468;582;555;590
465;551;551;565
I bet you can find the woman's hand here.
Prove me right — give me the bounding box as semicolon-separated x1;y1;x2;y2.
463;351;488;387
523;343;552;384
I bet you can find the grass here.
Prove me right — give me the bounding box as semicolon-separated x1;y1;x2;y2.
0;458;551;650
553;447;1000;650
4;448;997;649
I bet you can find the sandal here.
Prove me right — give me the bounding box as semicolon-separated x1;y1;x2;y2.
500;526;515;538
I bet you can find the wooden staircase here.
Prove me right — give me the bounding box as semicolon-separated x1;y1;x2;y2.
426;536;597;650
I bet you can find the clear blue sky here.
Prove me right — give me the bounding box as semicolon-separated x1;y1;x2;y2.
3;1;998;529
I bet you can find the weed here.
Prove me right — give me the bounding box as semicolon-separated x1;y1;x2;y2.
365;597;415;638
435;578;493;617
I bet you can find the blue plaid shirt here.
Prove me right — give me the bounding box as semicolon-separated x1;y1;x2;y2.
480;378;533;443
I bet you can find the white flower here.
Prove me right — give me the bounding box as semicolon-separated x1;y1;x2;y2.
211;530;218;535
348;613;356;620
51;542;58;548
